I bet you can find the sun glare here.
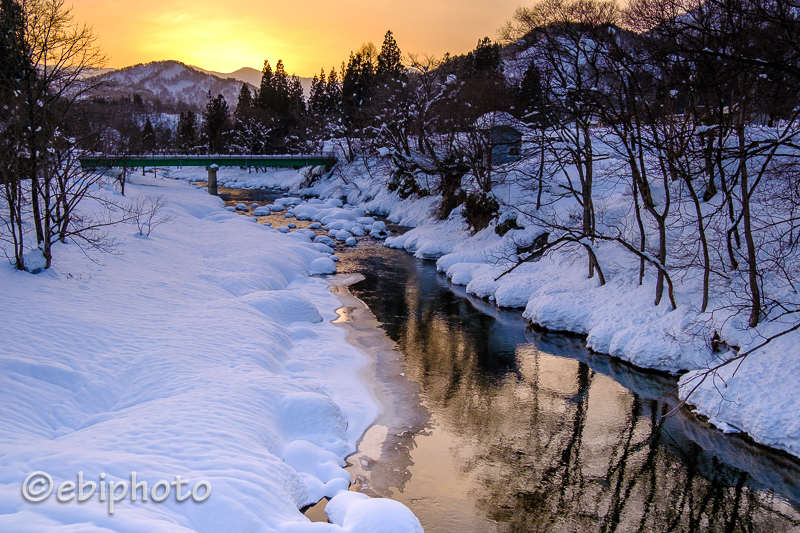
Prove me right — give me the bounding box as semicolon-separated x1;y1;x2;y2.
68;0;522;76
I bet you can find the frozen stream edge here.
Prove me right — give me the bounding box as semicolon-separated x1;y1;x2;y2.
325;275;431;502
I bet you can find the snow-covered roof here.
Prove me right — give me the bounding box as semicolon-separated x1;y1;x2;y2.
475;111;528;132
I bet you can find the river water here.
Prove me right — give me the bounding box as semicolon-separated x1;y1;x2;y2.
223;188;800;532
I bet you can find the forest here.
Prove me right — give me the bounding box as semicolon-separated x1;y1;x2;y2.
2;0;800;354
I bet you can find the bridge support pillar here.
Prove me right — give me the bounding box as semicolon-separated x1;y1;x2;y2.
206;165;219;195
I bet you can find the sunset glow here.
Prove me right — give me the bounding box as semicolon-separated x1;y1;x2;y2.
69;0;523;76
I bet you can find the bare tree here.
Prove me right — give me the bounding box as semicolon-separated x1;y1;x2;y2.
501;0;619;281
0;0;108;270
126;193;174;237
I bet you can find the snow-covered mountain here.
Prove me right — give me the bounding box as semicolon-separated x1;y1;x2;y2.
93;61;314;111
193;65;313;98
91;60;255;111
195;66;263;88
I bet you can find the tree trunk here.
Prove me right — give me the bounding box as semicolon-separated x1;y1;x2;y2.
684;177;711;312
738;122;761;327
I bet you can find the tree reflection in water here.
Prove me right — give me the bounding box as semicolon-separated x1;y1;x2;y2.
338;244;800;533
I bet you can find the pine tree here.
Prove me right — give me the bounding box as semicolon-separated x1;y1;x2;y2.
142;117;156;152
203;91;231;153
288;75;304;115
519;61;546;121
342;50;375;128
376;30;403;81
178;111;199;152
466;37;503;79
326;67;342;117
257;59;275;110
273;59;290;113
309;68;327;117
235;83;253;121
0;0;28;101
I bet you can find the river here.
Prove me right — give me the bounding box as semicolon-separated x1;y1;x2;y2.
223;188;800;532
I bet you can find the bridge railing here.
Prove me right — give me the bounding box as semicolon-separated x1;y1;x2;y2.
82;152;338;160
79;152;339;169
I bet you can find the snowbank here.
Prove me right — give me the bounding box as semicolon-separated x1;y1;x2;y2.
177;163;800;461
0;175;420;531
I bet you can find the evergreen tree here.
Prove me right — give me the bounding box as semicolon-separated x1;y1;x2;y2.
257;59;275;110
177;111;199;152
252;58;307;152
256;59;300;119
309;69;327;117
203;91;231;153
466;37;503;79
235;83;253;121
519;61;546;121
0;0;28;100
288;74;304;116
342;50;375;128
273;59;290;113
376;30;404;81
142;117;155;152
326;67;342;117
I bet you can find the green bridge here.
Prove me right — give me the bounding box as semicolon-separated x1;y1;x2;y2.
79;153;338;195
79;153;337;170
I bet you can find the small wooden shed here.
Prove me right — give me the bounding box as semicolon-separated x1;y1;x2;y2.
476;112;524;166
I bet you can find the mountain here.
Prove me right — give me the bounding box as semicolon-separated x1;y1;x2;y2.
92;61;314;111
195;66;263;87
91;60;255;112
194;65;313;97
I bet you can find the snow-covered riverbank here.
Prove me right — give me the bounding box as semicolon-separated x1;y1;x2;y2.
170;163;800;461
0;173;421;532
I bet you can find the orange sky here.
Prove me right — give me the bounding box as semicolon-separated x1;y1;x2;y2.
69;0;523;77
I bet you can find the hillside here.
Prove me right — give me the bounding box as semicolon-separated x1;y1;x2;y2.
198;66;263;87
92;60;255;111
195;65;313;97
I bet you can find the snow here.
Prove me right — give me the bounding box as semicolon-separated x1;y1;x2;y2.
309;257;337;275
155;156;800;461
334;231;353;242
0;176;419;531
314;235;336;247
324;492;423;532
22;248;47;274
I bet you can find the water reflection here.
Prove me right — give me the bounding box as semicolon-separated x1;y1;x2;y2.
216;186;286;203
338;243;800;533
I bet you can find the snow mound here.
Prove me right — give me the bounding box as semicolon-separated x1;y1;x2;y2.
23;248;47;274
309;258;337;275
314;235;336;247
325;492;423;532
240;291;323;324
